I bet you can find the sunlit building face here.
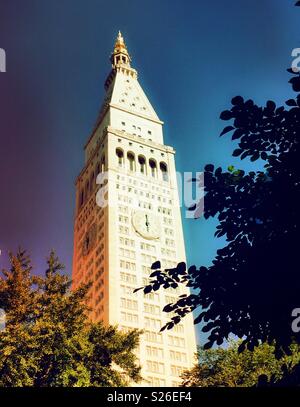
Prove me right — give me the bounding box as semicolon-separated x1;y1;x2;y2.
72;32;197;387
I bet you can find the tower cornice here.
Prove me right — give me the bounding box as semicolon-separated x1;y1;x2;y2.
104;65;137;91
77;125;175;185
84;103;164;151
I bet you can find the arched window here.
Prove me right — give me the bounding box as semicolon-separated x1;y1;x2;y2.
116;148;124;167
127;152;135;172
160;162;168;182
138;155;146;175
149;159;157;178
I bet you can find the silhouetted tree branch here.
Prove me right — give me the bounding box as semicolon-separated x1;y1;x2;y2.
136;69;300;360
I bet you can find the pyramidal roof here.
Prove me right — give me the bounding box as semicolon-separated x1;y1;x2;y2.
109;68;160;121
94;32;162;129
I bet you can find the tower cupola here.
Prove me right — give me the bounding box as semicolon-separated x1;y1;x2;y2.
110;31;131;68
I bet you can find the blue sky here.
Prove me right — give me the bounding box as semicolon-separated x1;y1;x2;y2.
0;0;299;344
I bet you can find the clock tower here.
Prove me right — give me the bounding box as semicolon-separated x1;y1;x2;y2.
72;32;197;386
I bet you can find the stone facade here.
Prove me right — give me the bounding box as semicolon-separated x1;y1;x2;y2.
72;32;197;386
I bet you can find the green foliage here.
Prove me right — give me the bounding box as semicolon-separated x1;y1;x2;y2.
0;250;142;387
181;341;300;387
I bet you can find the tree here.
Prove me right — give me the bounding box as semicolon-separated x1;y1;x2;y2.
136;7;300;365
181;341;300;387
0;250;142;387
0;250;40;386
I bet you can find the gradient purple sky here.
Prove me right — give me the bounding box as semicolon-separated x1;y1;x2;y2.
0;0;299;285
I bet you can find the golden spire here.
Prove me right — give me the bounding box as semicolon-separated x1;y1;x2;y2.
111;31;131;67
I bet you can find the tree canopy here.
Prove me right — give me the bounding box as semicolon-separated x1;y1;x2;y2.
181;341;300;387
0;250;142;387
136;48;300;370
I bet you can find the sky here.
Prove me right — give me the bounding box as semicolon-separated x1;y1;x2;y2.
0;0;299;344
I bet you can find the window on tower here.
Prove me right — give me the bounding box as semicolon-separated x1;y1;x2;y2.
149;159;157;178
160;162;168;182
116;148;124;167
127;152;135;172
138;155;146;175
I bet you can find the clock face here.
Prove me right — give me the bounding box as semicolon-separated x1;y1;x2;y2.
132;210;160;240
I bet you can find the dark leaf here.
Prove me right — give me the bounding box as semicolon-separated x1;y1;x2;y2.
151;261;161;270
286;99;297;107
204;164;214;172
250;152;260;161
232;129;245;140
153;282;160;291
143;285;152;294
220;126;234;137
163;303;174;313
231;96;244;106
220;110;233;120
203;341;212;350
240;150;250;160
177;262;187;274
133;287;143;293
261;151;268;160
232;149;242;157
266;100;276;111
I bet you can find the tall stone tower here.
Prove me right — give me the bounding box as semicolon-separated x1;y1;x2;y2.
72;32;197;386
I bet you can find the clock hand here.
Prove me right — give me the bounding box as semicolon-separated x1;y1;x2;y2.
145;214;149;231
